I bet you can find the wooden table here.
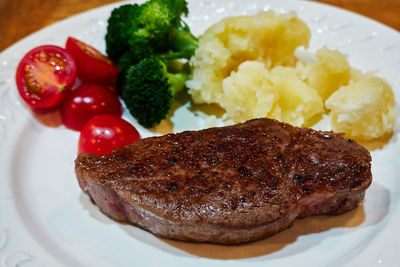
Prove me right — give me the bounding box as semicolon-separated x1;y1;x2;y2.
1;0;399;52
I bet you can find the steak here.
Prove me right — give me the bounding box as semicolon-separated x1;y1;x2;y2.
75;118;372;244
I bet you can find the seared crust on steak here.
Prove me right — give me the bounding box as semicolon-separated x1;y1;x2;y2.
75;118;372;244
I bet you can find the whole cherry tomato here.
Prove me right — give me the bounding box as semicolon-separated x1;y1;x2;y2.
61;84;122;131
78;114;141;155
15;45;77;109
66;37;118;86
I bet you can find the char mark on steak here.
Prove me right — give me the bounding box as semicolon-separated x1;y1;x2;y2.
75;118;372;244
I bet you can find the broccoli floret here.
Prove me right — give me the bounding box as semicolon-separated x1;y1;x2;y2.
105;4;142;61
121;56;188;128
107;0;198;128
105;0;198;63
116;48;154;93
118;48;153;73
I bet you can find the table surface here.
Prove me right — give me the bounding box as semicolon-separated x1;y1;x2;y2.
1;0;399;52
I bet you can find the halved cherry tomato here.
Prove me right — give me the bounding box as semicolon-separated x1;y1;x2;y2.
15;45;77;109
66;37;118;86
61;84;122;131
78;114;140;155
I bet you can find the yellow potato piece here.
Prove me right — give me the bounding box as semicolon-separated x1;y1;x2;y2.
325;76;396;140
221;61;278;122
297;47;351;101
187;11;311;105
269;66;324;126
186;11;397;139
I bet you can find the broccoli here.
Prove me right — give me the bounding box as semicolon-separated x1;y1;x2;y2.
105;4;142;61
121;56;188;128
106;0;198;128
166;20;199;60
118;48;152;73
116;48;154;93
105;0;198;63
137;0;198;59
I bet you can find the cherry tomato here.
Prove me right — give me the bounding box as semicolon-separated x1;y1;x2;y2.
15;45;77;109
61;84;122;131
66;37;118;86
78;114;141;155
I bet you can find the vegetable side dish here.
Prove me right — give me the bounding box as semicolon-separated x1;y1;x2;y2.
15;38;141;155
105;0;198;128
326;75;396;141
187;11;397;140
14;0;397;148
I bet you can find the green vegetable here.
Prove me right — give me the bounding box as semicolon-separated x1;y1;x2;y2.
105;0;198;63
116;48;153;93
105;4;142;61
106;0;198;128
118;48;153;73
121;56;188;128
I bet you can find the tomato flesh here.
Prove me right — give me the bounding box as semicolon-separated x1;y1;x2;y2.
16;45;76;109
61;83;122;131
78;115;141;155
66;37;119;86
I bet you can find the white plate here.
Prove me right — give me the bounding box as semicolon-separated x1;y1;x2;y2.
1;0;400;266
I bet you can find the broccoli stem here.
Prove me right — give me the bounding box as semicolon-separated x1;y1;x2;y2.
160;59;188;95
166;72;188;95
167;25;199;60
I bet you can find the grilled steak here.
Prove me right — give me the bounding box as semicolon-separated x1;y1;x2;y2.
75;118;372;244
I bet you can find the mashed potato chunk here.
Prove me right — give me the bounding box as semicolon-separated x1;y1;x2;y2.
187;11;396;140
270;67;324;126
220;63;324;126
297;47;351;101
187;11;311;105
325;76;397;140
221;61;278;122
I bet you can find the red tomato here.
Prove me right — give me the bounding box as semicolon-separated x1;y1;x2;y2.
61;84;122;131
78;115;141;155
66;37;118;86
15;45;77;109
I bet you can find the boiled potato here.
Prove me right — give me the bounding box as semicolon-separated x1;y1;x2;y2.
221;61;278;122
187;11;396;141
187;11;311;105
297;47;351;101
220;63;324;126
325;76;396;140
269;66;324;126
